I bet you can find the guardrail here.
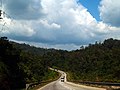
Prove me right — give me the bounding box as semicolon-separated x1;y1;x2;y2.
79;81;120;86
26;82;40;90
26;80;56;90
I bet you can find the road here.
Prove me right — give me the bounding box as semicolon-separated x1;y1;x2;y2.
37;69;105;90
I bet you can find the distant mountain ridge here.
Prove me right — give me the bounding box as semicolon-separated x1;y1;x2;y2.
11;41;58;55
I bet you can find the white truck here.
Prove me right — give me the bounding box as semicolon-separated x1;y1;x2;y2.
61;76;65;82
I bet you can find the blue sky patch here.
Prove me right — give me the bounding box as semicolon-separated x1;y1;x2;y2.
79;0;101;21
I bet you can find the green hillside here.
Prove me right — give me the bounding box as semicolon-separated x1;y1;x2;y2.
0;37;58;90
46;38;120;82
0;37;120;89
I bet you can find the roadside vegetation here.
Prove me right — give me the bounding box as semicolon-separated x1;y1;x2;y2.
45;38;120;83
0;37;120;89
0;37;58;90
29;70;60;90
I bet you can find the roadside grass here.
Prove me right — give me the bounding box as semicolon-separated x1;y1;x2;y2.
29;69;61;90
66;72;120;90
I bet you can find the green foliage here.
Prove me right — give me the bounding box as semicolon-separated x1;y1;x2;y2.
0;37;51;89
0;37;25;90
1;37;120;90
42;70;59;81
44;38;120;83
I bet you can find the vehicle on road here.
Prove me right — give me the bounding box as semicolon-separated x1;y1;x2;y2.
61;77;64;82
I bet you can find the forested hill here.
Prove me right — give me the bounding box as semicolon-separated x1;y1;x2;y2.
12;38;120;83
46;38;120;82
0;37;58;90
0;37;120;89
11;41;58;56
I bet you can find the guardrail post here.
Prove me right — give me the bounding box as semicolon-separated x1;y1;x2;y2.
26;84;30;90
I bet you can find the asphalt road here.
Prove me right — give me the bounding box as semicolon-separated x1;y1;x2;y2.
37;70;105;90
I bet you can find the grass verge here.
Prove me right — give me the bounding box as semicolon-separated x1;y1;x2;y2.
29;69;61;90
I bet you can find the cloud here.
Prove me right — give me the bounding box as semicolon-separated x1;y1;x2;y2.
2;0;107;44
0;20;35;38
99;0;120;27
4;0;43;20
1;0;120;50
39;20;61;29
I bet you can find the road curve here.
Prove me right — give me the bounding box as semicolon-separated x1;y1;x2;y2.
37;69;105;90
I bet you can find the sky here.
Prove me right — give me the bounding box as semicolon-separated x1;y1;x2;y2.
79;0;100;21
0;0;120;50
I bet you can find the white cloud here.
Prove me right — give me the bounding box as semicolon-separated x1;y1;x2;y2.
1;0;120;50
0;20;36;37
99;0;120;27
39;20;61;29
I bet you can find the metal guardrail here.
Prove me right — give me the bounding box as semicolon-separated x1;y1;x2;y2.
26;82;40;90
26;81;120;90
79;81;120;86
